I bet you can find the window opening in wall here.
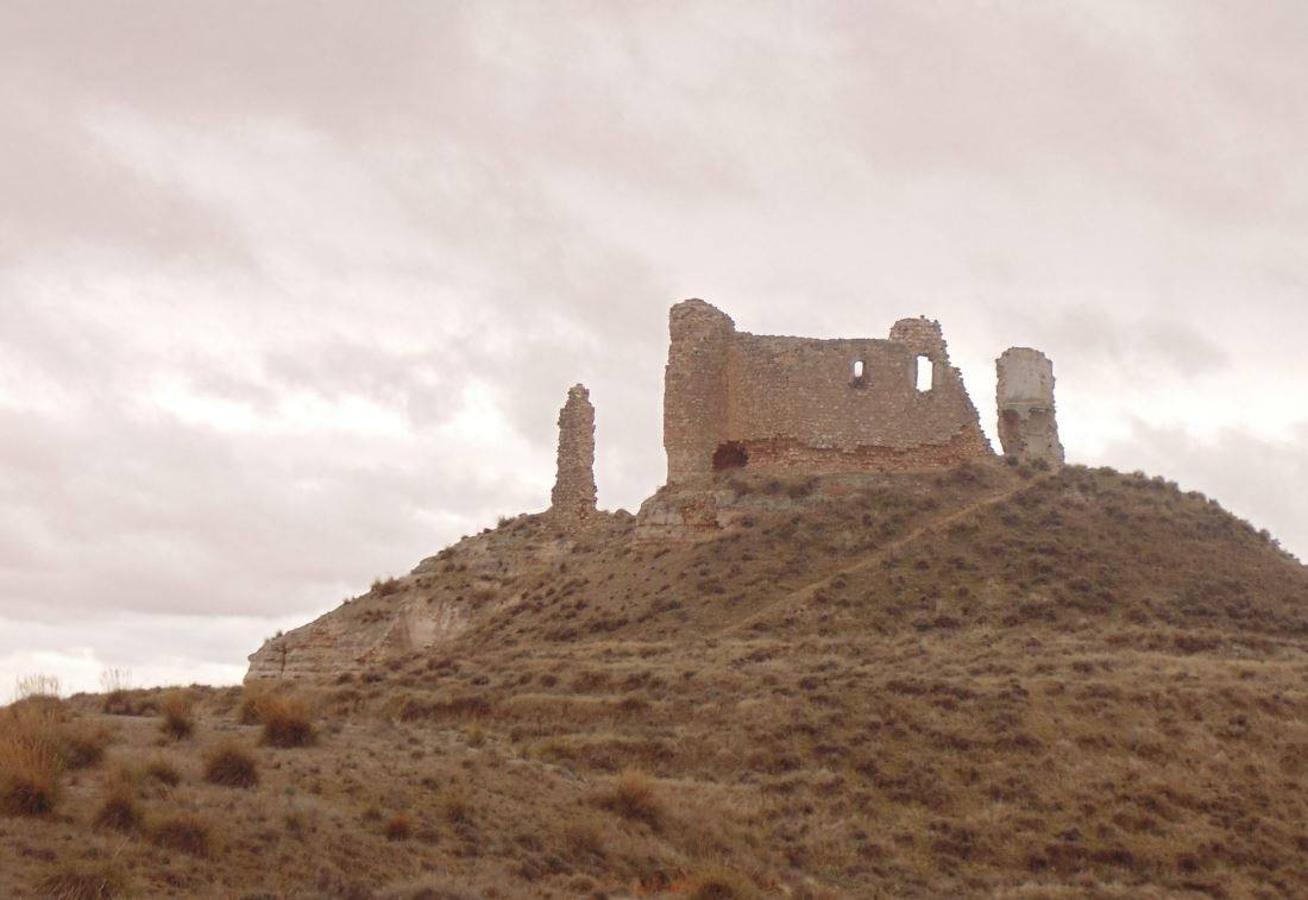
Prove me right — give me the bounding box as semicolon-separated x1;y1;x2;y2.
915;355;933;392
851;358;866;388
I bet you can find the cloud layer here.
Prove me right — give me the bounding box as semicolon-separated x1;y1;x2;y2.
2;1;1305;694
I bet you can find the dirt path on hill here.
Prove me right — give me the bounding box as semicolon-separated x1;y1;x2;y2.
721;473;1052;636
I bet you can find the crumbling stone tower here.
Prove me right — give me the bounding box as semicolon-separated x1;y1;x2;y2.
996;348;1064;467
550;384;597;521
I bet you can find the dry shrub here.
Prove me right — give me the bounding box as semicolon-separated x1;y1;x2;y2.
596;768;662;828
38;860;128;900
158;690;194;741
60;720;111;769
442;788;472;825
94;769;142;832
238;681;273;725
258;693;317;748
384;812;413;841
203;740;258;788
0;703;64;815
560;815;607;861
13;673;61;701
99;669;139;716
688;867;760;900
149;813;212;856
101;689;150;717
144;757;182;787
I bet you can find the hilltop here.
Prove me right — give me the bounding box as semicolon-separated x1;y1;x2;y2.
3;459;1306;898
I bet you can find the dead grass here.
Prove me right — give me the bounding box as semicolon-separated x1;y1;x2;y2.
384;812;413;841
157;690;194;741
143;756;181;787
257;692;317;748
60;720;111;769
203;739;258;788
3;463;1307;897
38;861;128;900
596;768;663;828
0;703;64;815
148;813;212;857
93;769;142;832
687;866;760;900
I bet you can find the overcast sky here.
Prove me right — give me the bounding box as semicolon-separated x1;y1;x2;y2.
2;1;1305;695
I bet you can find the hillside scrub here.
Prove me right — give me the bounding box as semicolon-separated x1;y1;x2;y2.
1;462;1305;896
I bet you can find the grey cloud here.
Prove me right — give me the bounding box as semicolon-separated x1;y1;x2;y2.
1;1;1306;690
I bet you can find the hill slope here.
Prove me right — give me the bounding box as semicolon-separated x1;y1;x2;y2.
3;461;1306;898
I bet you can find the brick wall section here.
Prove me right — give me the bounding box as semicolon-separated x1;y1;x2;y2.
550;383;597;521
663;300;991;483
996;347;1064;467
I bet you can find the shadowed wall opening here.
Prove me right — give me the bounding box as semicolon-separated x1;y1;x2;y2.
712;441;749;470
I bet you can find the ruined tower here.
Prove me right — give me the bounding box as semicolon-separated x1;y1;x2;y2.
996;348;1064;467
550;383;597;522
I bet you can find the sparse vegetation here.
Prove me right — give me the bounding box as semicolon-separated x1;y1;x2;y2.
143;757;181;787
202;740;258;788
0;703;63;816
596;768;662;828
93;768;142;832
13;673;61;702
2;462;1307;895
383;812;413;841
157;690;194;740
256;692;317;748
38;861;128;900
148;813;212;857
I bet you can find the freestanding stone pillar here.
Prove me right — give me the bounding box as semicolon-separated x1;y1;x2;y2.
996;348;1064;467
550;384;597;522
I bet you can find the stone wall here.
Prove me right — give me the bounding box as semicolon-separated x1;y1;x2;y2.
996;347;1064;467
663;300;990;482
550;383;597;521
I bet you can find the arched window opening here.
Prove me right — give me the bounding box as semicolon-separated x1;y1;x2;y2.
851;358;866;388
915;355;933;392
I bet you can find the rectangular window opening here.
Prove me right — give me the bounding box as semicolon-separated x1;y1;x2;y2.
915;356;933;392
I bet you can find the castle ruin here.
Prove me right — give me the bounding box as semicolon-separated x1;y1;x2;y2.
547;299;1063;524
663;299;991;482
548;384;597;522
996;348;1065;467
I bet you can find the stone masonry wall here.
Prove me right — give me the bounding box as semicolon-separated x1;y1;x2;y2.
996;347;1064;467
663;300;990;483
550;383;597;521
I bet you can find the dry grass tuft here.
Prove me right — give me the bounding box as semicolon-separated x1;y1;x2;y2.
384;812;413;841
60;721;111;770
687;867;760;900
0;703;64;815
257;693;317;748
143;757;182;788
37;860;128;900
202;740;258;788
157;690;194;741
93;770;142;833
148;813;212;857
595;768;662;828
13;673;61;701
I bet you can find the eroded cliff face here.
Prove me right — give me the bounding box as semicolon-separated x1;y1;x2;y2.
245;511;636;682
